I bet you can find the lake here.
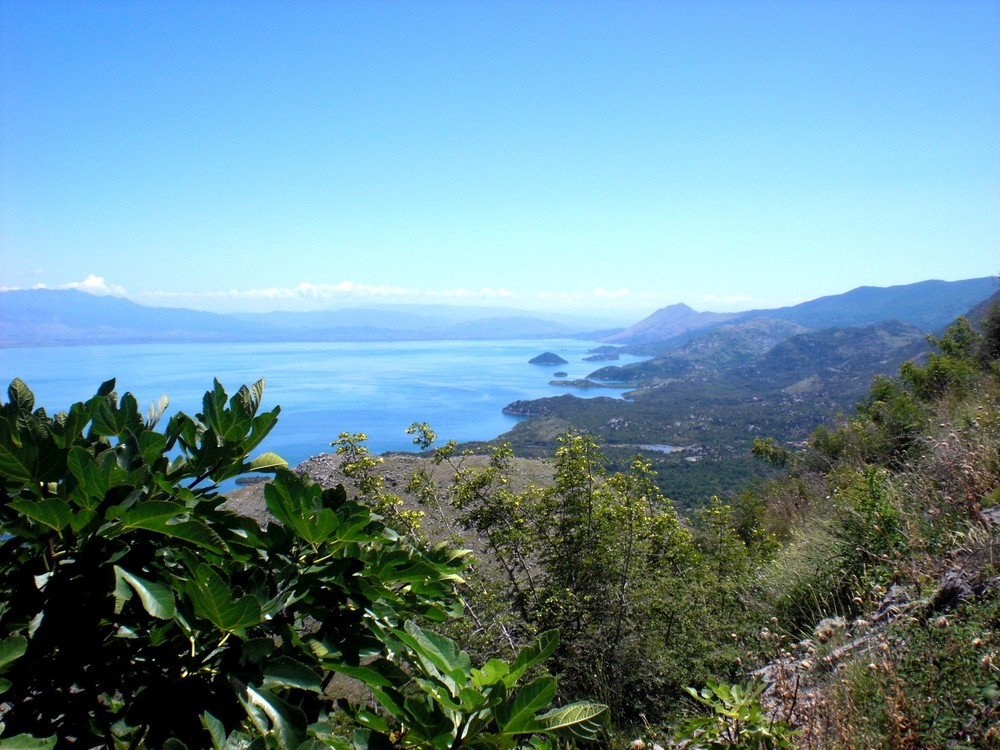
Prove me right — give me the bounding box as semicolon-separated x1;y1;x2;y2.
0;339;643;471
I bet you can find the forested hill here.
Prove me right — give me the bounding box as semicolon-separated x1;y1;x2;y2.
487;278;998;508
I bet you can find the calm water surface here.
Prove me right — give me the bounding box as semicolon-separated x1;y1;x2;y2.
1;340;642;468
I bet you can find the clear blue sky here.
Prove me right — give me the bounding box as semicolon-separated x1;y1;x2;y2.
1;1;997;318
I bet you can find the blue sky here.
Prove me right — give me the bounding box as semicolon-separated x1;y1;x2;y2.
1;1;997;319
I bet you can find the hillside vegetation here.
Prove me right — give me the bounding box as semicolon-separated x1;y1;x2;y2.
392;300;1000;748
488;277;998;511
1;296;998;749
491;318;931;511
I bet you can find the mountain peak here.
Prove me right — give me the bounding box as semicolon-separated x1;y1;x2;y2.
600;303;733;345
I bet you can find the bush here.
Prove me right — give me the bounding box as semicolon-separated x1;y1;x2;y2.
675;678;798;749
0;379;602;749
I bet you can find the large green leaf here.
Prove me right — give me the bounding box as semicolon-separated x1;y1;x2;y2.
5;378;35;415
231;382;260;424
323;661;404;690
239;408;281;455
113;565;176;619
137;430;168;465
264;475;344;547
109;501;227;553
400;621;471;692
496;675;558;735
247;451;287;473
50;400;93;449
506;629;559;686
8;498;73;533
0;439;33;485
66;447;110;509
187;564;262;633
354;707;392;734
471;659;510;688
236;683;305;750
0;636;27;669
200;712;228;750
534;701;607;738
262;656;323;693
0;735;57;750
201;379;254;443
91;394;141;439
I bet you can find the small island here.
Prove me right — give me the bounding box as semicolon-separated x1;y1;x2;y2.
553;371;568;377
529;352;568;365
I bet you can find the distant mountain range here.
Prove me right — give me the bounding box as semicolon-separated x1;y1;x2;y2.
0;276;995;348
0;291;615;346
604;277;998;348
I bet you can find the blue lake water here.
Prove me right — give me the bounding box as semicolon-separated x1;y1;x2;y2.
0;340;642;470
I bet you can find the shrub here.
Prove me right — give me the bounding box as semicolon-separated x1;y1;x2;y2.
675;678;798;749
0;379;602;749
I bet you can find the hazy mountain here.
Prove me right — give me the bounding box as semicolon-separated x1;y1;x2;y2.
2;276;994;347
737;277;998;332
966;287;1000;327
604;277;997;347
232;304;618;332
0;290;618;346
587;316;923;392
231;306;602;340
599;303;736;345
0;289;273;346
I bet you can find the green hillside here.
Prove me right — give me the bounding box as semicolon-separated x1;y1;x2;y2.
1;296;997;749
492;319;930;511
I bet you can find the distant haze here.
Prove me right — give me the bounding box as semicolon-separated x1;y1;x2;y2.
1;276;995;348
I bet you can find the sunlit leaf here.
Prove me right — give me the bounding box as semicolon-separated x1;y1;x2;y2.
187;563;262;633
0;734;57;750
8;498;73;532
497;675;557;735
247;452;286;473
237;682;305;750
113;565;176;619
0;636;27;669
507;629;558;685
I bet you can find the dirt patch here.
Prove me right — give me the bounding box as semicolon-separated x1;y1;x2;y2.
225;450;554;553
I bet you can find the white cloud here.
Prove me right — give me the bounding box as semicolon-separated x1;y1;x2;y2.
56;274;128;296
238;281;413;300
1;275;128;296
